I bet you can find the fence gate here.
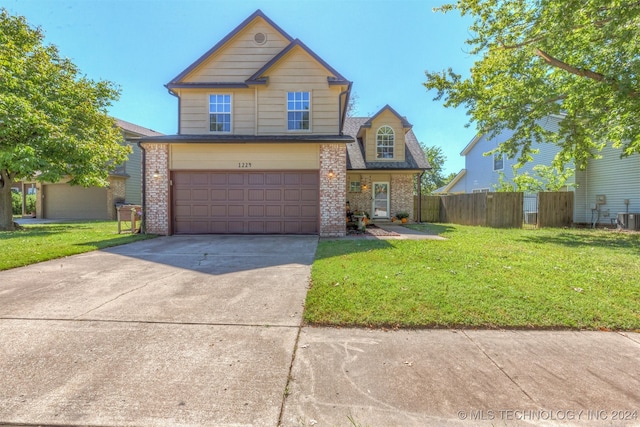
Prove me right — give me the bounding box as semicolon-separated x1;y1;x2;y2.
523;194;538;229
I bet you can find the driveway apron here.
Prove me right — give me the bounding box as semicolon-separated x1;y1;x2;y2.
0;235;318;427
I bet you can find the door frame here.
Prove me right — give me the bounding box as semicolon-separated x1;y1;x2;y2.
372;181;390;219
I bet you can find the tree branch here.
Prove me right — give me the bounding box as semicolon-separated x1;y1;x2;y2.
535;48;606;81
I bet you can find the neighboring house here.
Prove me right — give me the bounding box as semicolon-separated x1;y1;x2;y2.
136;10;428;237
28;118;162;220
440;115;640;226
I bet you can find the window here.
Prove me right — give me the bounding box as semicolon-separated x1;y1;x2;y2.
472;188;490;193
209;94;231;132
493;153;504;171
349;181;361;192
376;126;395;159
287;92;310;130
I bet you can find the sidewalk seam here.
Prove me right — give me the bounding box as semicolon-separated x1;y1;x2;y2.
461;331;538;404
277;314;304;426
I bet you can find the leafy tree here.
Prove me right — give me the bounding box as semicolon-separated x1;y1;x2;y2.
419;144;453;193
493;165;575;192
425;1;640;171
0;9;130;230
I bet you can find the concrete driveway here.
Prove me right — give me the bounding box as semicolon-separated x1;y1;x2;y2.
0;235;317;426
2;234;640;427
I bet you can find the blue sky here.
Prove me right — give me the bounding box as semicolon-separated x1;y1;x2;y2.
5;0;478;175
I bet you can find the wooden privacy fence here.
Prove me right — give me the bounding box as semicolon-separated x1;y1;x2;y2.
414;192;574;228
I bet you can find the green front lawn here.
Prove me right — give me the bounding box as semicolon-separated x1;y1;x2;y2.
306;224;640;330
0;221;156;271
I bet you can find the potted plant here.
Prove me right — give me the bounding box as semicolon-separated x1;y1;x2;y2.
396;211;409;223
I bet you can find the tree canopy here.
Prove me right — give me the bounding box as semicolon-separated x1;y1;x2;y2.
0;9;130;230
424;1;640;170
419;145;457;193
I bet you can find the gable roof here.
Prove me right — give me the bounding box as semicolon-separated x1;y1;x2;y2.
167;9;293;87
115;118;163;137
361;104;412;130
437;169;466;193
246;38;350;85
343;117;429;171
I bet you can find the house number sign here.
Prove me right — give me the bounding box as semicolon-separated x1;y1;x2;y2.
238;162;252;168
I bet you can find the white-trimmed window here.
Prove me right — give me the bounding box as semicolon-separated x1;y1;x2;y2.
473;188;490;193
376;126;395;159
349;181;361;192
493;153;504;171
209;94;231;132
287;91;310;130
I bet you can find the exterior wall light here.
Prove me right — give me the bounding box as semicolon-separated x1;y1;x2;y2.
152;169;160;179
328;169;335;179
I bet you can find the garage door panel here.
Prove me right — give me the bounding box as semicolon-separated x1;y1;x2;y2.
265;206;281;217
172;171;318;234
228;174;244;185
248;205;265;217
265;190;282;201
301;189;318;201
248;189;264;201
211;205;227;216
190;174;209;185
284;190;300;201
192;189;209;200
228;205;245;217
211;189;227;201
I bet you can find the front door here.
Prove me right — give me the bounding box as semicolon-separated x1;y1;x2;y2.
372;182;389;218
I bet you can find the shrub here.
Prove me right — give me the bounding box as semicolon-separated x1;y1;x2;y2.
25;194;36;214
12;191;22;215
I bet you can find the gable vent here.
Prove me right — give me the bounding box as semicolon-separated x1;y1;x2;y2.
254;32;267;45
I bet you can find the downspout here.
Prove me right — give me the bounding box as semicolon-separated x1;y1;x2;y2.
137;141;147;234
416;171;423;223
338;82;352;135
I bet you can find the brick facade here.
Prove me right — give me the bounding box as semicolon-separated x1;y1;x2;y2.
319;143;347;237
142;143;170;235
390;174;415;220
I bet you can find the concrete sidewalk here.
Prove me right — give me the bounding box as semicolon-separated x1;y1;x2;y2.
1;235;639;426
282;328;640;426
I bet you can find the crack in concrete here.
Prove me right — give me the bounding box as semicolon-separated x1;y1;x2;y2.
461;330;538;404
73;271;183;319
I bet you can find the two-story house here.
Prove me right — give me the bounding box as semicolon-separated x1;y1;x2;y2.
137;10;428;237
440;115;640;227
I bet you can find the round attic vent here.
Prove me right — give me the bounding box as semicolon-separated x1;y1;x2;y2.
254;32;267;45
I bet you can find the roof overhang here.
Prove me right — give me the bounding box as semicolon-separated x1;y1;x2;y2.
134;134;354;144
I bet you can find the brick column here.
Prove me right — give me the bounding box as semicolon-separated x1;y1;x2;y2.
143;143;169;235
319;143;346;237
391;173;415;220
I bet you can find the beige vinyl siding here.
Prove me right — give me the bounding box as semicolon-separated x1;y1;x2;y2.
256;47;343;135
364;110;406;162
124;141;142;204
170;143;320;170
183;19;290;83
180;89;255;134
573;145;640;224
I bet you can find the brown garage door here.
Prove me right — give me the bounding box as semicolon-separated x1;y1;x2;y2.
172;171;319;234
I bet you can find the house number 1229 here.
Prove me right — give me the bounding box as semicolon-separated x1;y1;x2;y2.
238;162;252;168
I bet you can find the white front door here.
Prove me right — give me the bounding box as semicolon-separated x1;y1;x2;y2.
372;182;389;218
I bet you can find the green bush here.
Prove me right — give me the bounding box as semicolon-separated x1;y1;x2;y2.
25;194;36;214
12;191;22;215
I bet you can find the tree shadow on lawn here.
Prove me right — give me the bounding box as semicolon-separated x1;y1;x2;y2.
405;223;456;236
314;238;397;260
517;229;640;254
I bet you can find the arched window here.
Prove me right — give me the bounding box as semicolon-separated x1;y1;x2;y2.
376;126;394;159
